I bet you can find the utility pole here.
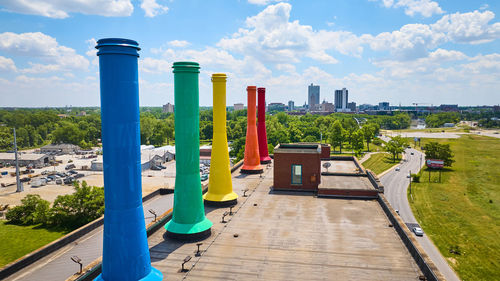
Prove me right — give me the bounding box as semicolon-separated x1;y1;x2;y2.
13;128;23;192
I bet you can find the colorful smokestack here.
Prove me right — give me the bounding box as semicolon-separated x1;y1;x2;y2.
204;73;238;206
95;38;162;281
257;87;272;164
241;86;264;174
164;62;212;240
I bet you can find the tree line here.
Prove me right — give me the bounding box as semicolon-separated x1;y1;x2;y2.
0;108;412;156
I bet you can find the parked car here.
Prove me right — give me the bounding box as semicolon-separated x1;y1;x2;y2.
395;167;400;171
151;165;162;171
55;179;63;185
74;173;85;179
413;227;424;236
68;170;78;175
20;177;31;183
200;174;208;181
410;152;414;155
65;164;76;170
63;177;74;185
157;165;166;170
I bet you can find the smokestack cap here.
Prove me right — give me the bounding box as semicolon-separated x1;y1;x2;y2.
95;38;140;57
247;86;257;90
257;87;266;93
212;73;227;82
173;61;200;73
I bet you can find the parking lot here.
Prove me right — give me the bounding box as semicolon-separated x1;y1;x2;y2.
0;152;178;206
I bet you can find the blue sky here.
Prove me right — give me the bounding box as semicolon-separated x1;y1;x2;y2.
0;0;499;107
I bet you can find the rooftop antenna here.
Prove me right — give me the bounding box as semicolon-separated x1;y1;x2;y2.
13;128;23;192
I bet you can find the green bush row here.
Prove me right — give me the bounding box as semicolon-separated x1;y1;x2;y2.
5;181;104;229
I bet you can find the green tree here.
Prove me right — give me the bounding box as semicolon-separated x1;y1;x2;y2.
361;124;376;152
5;194;50;225
329;120;346;153
49;181;104;228
385;136;408;161
423;142;455;167
351;130;365;156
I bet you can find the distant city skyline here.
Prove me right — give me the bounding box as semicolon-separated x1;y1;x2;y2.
0;1;499;107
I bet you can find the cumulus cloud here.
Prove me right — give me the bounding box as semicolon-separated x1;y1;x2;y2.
140;57;171;74
431;10;500;44
0;56;17;72
248;0;286;5
218;3;362;65
371;0;444;17
0;0;133;19
141;0;168;17
362;10;500;59
168;40;190;48
0;32;89;73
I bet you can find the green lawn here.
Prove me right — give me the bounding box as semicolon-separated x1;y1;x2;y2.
408;135;500;281
361;152;400;175
0;221;68;267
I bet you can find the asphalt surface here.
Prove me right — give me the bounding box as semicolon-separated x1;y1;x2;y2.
4;193;175;281
381;147;461;281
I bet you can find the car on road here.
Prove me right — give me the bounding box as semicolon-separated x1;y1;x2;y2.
410;152;414;155
407;174;411;178
395;167;400;171
413;227;424;236
200;174;208;181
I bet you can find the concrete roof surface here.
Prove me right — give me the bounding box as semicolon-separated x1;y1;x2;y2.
148;167;421;280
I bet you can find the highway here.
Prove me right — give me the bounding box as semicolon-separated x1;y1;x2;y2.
381;147;460;281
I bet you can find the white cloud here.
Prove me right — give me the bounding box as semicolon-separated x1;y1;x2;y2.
0;0;133;19
0;32;89;73
371;0;444;17
373;48;467;77
141;0;168;17
362;10;500;59
276;63;296;73
432;10;500;44
218;3;362;65
168;40;190;48
363;23;446;59
140;57;171;74
247;0;286;5
0;56;17;72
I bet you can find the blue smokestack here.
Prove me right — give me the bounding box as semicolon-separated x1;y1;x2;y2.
95;38;162;281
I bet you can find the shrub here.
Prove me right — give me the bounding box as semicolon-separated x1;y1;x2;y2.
49;181;104;228
5;194;50;225
411;173;420;183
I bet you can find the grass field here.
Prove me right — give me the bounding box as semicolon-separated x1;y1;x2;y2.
362;152;399;175
408;135;500;281
0;221;68;267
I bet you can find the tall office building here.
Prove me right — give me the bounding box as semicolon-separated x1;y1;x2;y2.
308;83;320;111
379;102;390;111
334;88;349;112
288;100;295;111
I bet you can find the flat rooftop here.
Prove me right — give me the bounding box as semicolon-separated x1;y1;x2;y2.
147;166;421;280
319;175;374;191
322;159;361;174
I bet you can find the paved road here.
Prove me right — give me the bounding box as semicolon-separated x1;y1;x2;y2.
4;193;174;281
381;148;460;281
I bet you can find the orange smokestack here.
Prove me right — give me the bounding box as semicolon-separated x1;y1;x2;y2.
241;86;263;174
